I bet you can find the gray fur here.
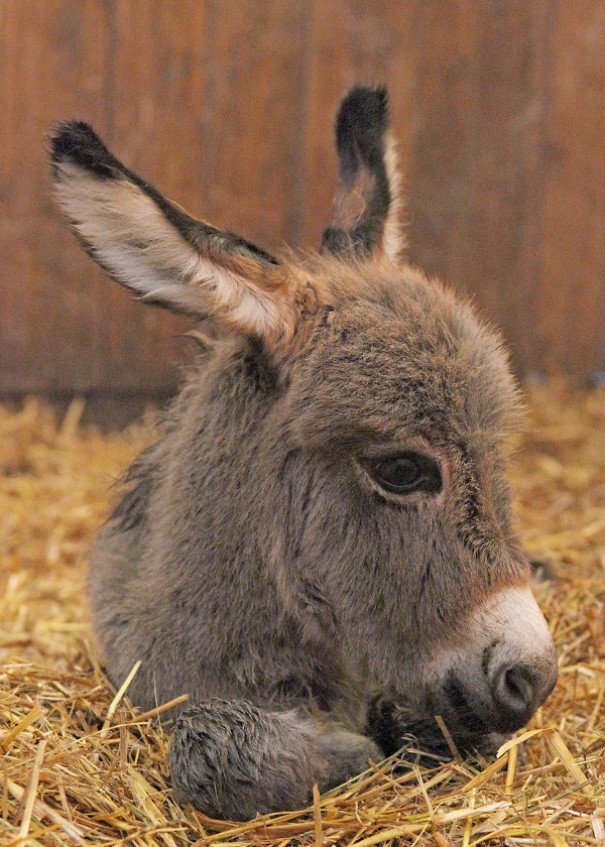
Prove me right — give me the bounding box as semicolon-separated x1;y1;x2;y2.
51;86;557;821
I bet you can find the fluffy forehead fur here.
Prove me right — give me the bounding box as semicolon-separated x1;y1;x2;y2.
280;253;521;450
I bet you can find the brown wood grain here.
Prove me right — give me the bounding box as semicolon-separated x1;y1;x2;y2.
0;0;113;393
1;0;604;409
533;0;605;377
199;0;310;250
405;0;551;379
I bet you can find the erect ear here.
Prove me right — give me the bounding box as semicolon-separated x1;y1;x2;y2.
321;86;405;262
50;122;295;337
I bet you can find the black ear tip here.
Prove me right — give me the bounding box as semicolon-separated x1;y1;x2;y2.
337;85;389;131
49;121;101;162
48;121;117;179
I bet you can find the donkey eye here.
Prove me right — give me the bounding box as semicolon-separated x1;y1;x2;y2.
364;452;442;496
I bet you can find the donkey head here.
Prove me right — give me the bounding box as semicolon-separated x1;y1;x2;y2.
51;86;557;755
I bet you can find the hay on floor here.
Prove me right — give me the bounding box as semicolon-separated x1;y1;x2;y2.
0;384;604;846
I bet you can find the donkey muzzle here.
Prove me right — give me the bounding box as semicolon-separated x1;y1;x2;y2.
437;586;558;738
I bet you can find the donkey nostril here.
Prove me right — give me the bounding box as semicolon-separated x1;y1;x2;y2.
504;667;532;708
491;663;536;725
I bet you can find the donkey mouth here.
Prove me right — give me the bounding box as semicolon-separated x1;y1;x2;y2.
403;721;505;763
442;676;492;735
367;696;508;764
399;722;507;767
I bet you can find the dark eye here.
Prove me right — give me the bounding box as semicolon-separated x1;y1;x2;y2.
364;452;442;496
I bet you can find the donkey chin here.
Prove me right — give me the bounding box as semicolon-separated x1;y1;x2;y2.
372;585;558;762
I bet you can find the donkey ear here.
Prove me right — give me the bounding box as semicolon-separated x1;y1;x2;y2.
322;86;404;261
50;122;294;337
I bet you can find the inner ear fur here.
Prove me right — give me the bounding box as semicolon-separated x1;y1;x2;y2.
50;121;300;338
322;85;404;262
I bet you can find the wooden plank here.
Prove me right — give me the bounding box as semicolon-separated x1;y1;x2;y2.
199;0;310;250
404;0;475;286
457;1;549;376
405;1;551;376
533;0;605;378
0;0;112;393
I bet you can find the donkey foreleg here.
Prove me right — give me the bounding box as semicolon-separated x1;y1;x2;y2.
169;698;381;820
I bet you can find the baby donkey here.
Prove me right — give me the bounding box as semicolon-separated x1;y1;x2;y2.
50;87;557;820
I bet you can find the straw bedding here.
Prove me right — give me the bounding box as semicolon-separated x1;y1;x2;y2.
1;384;604;846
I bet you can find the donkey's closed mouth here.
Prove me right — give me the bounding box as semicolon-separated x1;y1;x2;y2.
367;696;500;763
50;84;557;821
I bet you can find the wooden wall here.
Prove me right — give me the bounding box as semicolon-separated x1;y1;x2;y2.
2;0;604;414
